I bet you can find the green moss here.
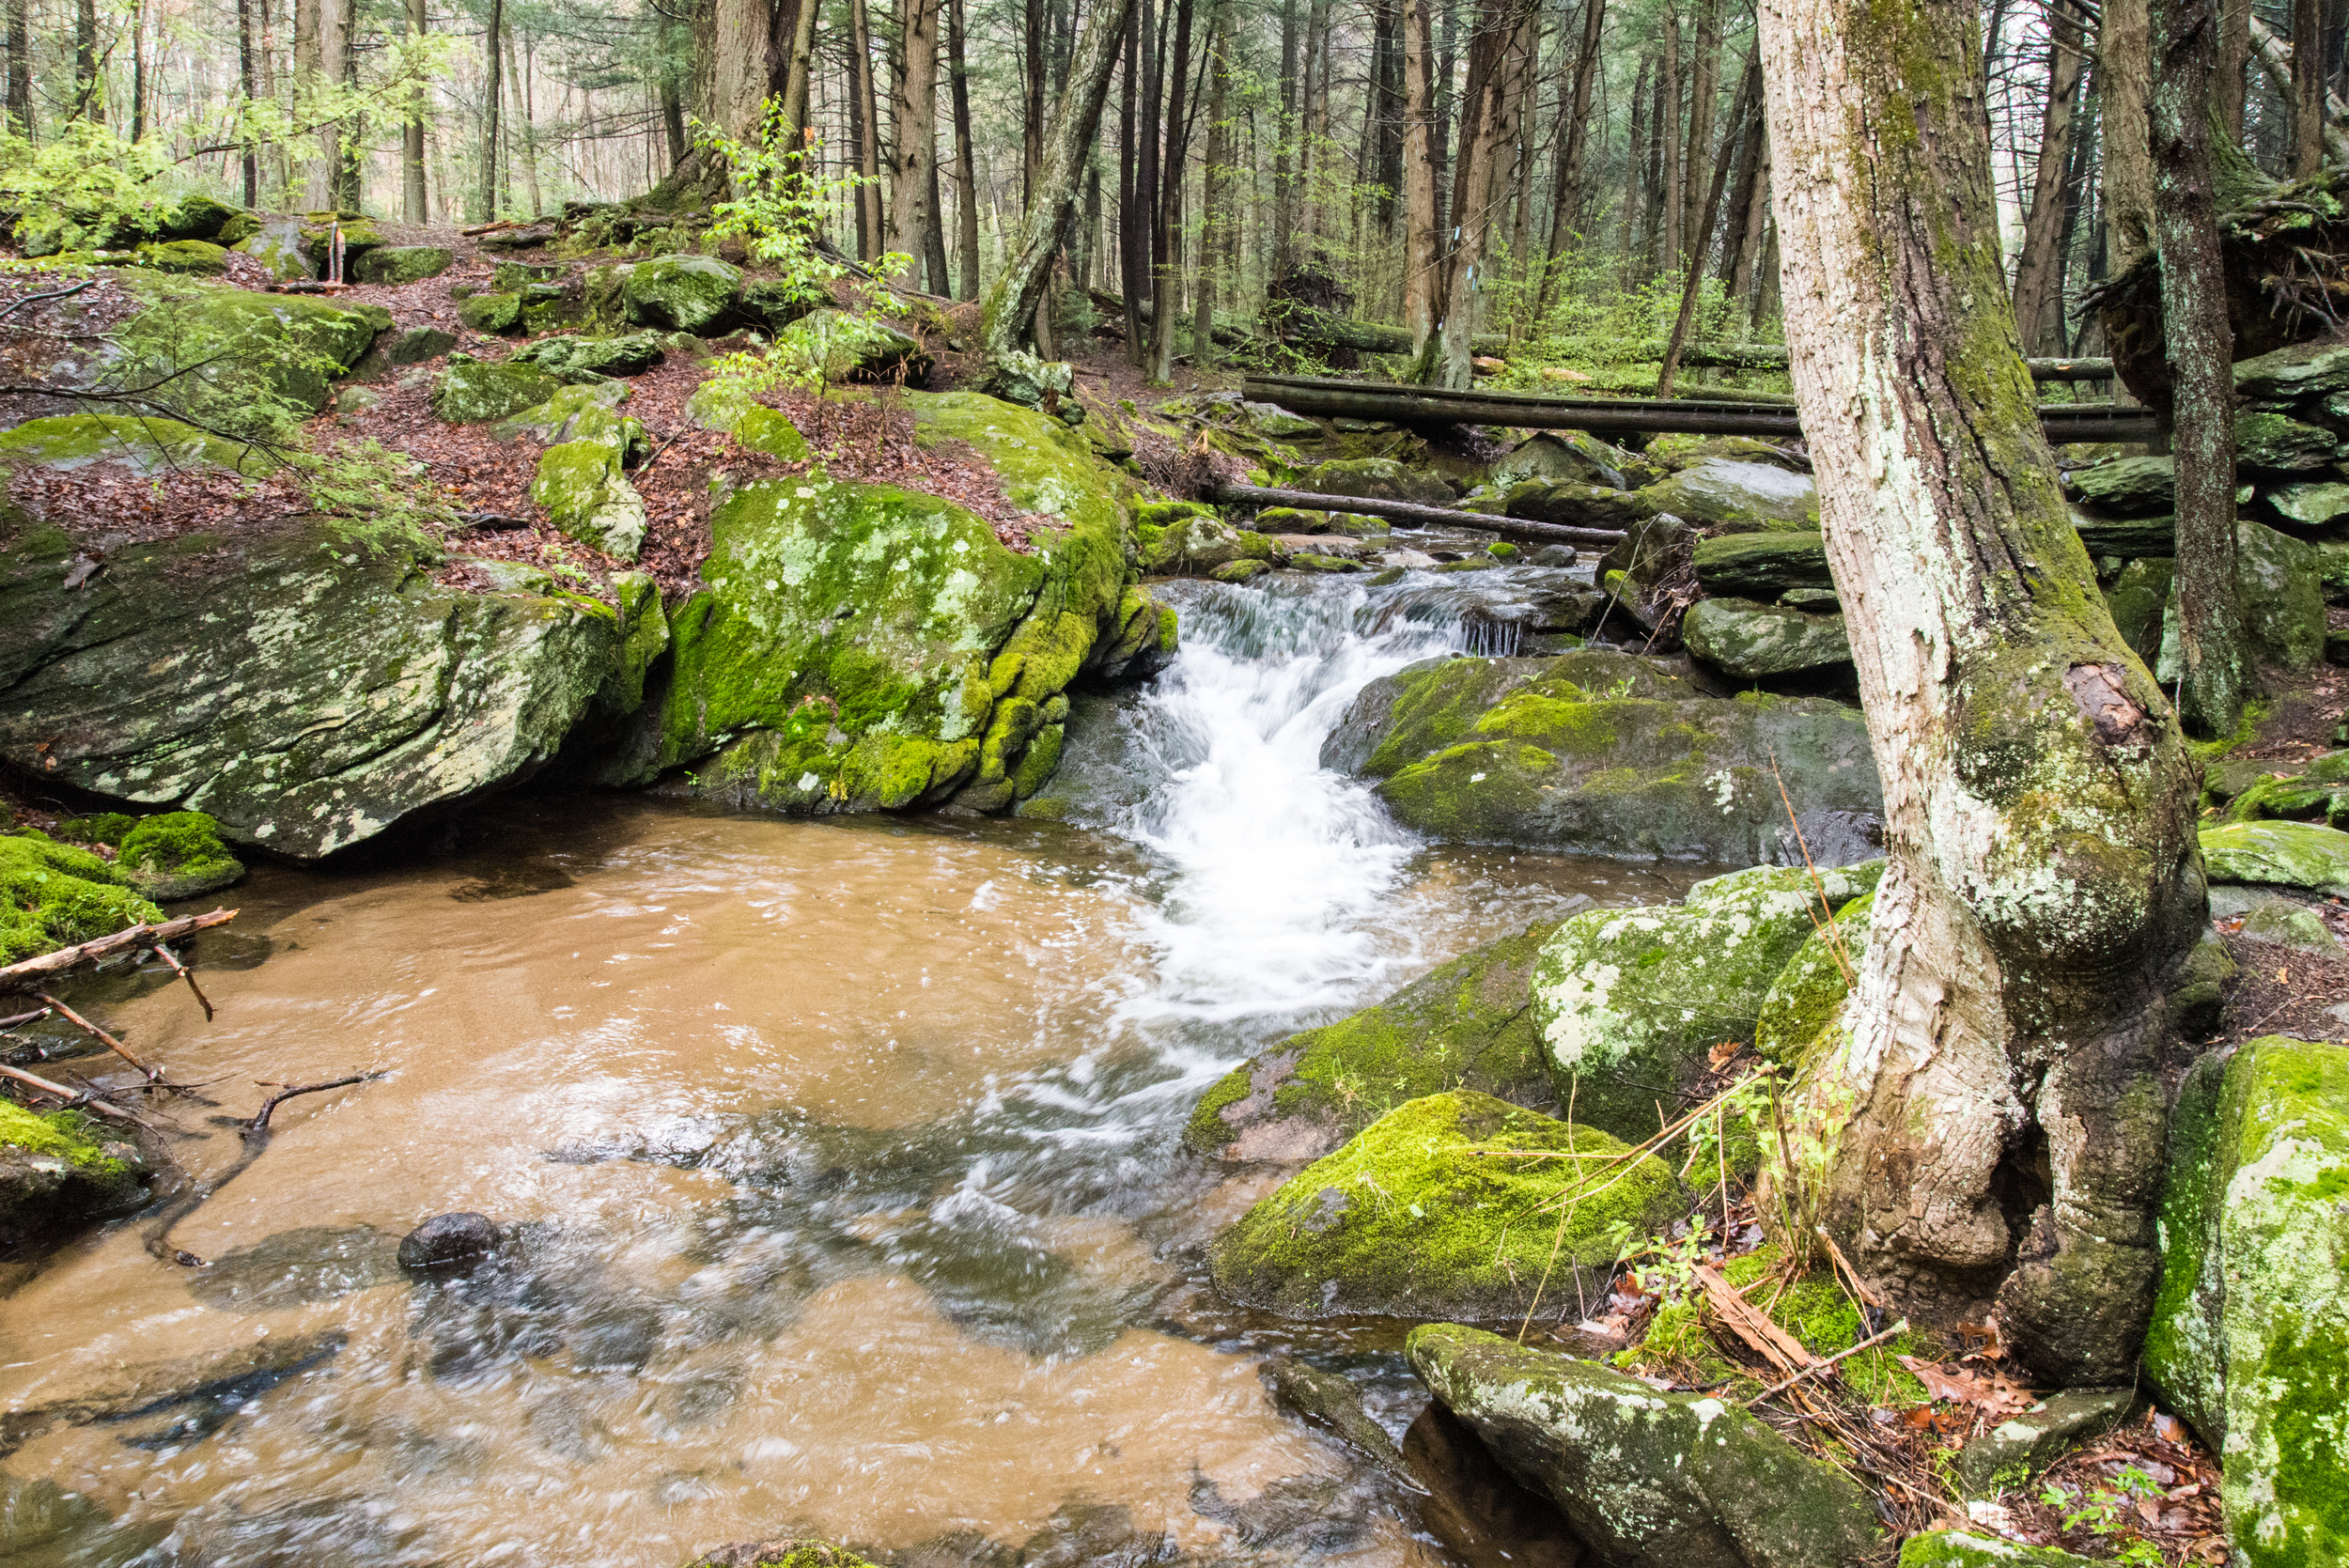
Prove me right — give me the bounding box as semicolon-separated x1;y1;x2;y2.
0;412;281;477
1184;1064;1257;1151
1135;499;1216;527
0;831;163;962
1753;890;1875;1066
432;354;566;424
53;813;136;846
1208;1089;1688;1320
1621;1244;1933;1404
117;811;244;900
0;1102;128;1177
1898;1533;2099;1567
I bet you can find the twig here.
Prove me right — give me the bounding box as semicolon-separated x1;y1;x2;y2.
0;1006;52;1030
630;426;690;479
0;1061;145;1124
148;943;214;1021
0;278;98;321
1743;1319;1910;1405
34;991;156;1080
245;1072;386;1135
0;908;238;992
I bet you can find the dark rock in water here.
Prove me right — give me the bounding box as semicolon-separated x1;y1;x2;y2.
688;1538;887;1568
1189;1472;1377;1556
1408;1323;1885;1568
1017;1501;1174;1568
0;1103;152;1248
398;1212;502;1270
1403;1400;1583;1568
1262;1356;1408;1472
190;1225;406;1310
0;1328;348;1460
0;1473;170;1563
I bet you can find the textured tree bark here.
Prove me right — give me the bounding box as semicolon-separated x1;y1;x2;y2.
2104;0;2156;273
889;0;943;290
776;0;818;151
850;0;884;260
1534;0;1607;322
1658;0;1683;270
1150;0;1198;380
506;26;539;218
2294;0;2326;173
1272;0;1299;276
2219;0;2249;135
1680;0;1719;269
73;0;99;121
978;0;1132;368
239;0;262;206
4;0;28;138
2155;0;2248;736
2012;0;2086;353
1422;0;1537;387
709;0;769;144
1193;5;1230;361
1657;44;1754;396
403;0;429;218
478;0;502;220
947;0;981;299
1758;0;2205;1384
1401;0;1441;360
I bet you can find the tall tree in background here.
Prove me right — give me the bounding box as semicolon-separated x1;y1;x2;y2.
237;0;261;205
2155;0;2248;733
2292;0;2325;173
850;0;884;260
2104;0;2155;273
1418;0;1537;387
403;0;428;219
948;0;981;299
4;0;29;138
1271;0;1299;275
2011;0;2086;352
1533;0;1607;322
1400;0;1440;361
1192;1;1231;361
480;0;504;220
74;0;100;121
1148;0;1197;380
888;0;942;289
980;0;1132;373
1758;0;2203;1385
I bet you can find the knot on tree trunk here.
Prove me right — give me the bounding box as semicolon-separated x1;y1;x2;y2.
2064;661;2155;748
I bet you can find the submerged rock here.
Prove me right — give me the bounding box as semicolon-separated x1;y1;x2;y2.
1532;862;1881;1144
1209;1091;1686;1322
1408;1323;1885;1568
1186;919;1563;1160
1325;651;1883;862
0;1102;151;1248
0;518;664;859
397;1212;502;1270
2143;1035;2349;1568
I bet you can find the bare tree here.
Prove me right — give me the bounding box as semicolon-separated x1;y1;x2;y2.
2012;0;2087;352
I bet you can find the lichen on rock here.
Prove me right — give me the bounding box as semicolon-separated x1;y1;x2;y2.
0;1102;151;1248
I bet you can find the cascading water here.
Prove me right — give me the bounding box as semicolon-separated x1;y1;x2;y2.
0;562;1704;1568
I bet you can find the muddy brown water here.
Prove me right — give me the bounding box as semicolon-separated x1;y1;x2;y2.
2;574;1720;1568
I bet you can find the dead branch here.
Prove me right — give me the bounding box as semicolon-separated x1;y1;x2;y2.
1744;1319;1911;1406
245;1072;387;1136
147;943;214;1021
0;908;237;992
0;1061;145;1125
34;991;157;1080
0;279;97;321
0;1006;51;1030
1696;1262;1819;1378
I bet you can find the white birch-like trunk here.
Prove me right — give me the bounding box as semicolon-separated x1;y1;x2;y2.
1757;0;2205;1384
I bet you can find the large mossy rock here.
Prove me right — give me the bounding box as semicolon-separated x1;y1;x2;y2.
0;831;163;962
116;811;245;900
2064;456;2174;516
605;393;1138;815
1531;862;1881;1142
1491;430;1632;489
1691;532;1833;598
1503;479;1658;531
1185;920;1563;1161
2155;520;2325;675
770;308;927;383
1752;892;1874;1068
0;519;663;859
1897;1534;2097;1568
431;354;568;423
511;333;665;381
2199;819;2349;896
1301;457;1454;506
352;244;453;285
1407;1324;1885;1568
0;1102;152;1248
0;412;279;477
1139;513;1283;575
1209;1092;1687;1321
531;404;646;560
231;216;315;278
1683;598;1851;679
2143;1035;2349;1568
1323;651;1883;862
98;275;380;427
620;255;743;333
1637;458;1819;532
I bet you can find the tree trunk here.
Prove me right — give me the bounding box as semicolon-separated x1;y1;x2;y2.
851;0;884;259
1425;0;1538;387
334;0;361;211
506;24;540;218
1023;0;1047;201
404;0;429;218
2219;0;2249;136
238;0;261;204
1718;47;1767;288
1131;0;1162;364
948;0;981;299
658;7;688;172
1432;0;1457;236
1272;0;1299;275
1534;0;1607;322
480;0;503;221
5;0;29;139
2012;0;2087;352
710;0;769;144
1680;0;1719;268
1150;0;1197;380
1119;5;1143;350
1757;0;2203;1384
2104;0;2156;273
2295;0;2326;173
979;0;1132;370
131;0;147;139
1658;0;1683;272
1620;54;1649;282
891;0;943;288
1402;0;1440;359
2155;0;2248;735
73;0;99;121
1657;44;1754;395
1193;4;1229;362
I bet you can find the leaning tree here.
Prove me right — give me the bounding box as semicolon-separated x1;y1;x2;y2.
1756;0;2207;1381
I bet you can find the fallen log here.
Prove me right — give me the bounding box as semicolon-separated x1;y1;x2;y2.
1208;482;1628;548
0;909;239;993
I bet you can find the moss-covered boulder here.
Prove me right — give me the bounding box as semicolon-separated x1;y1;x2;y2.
0;517;661;860
116;811;244;900
531;406;646;560
511;332;665;381
2143;1035;2349;1568
161;194;239;241
603;393;1137;815
101;275;381;426
492;380;632;442
0;1103;152;1248
1897;1534;2098;1568
2154;520;2326;675
1692;532;1834;598
1532;862;1881;1142
1140;513;1284;575
352;244;453;285
1323;651;1884;862
1752;891;1873;1068
1951;1388;2139;1493
1638;458;1820;533
1408;1323;1886;1568
1683;598;1852;679
1186;920;1563;1160
232;216;315;279
621;254;743;333
0;412;279;477
1301;457;1454;506
431;354;568;423
1491;430;1633;489
133;239;228;275
457;291;523;334
770;308;928;383
1643;434;1806;474
1210;1092;1687;1321
2234;410;2337;473
2064;456;2174;515
2104;556;2174;667
1503;479;1657;531
2267;480;2349;531
0;831;163;962
2200;819;2349;895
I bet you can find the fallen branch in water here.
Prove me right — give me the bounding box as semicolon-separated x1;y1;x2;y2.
245;1072;388;1136
35;990;159;1080
0;1006;51;1030
0;1061;147;1125
0;908;238;992
147;942;213;1021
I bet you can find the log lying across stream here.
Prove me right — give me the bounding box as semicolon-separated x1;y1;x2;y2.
1241;373;2161;443
1208;482;1628;548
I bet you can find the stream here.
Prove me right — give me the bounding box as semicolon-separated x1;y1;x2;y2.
1;563;1720;1568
